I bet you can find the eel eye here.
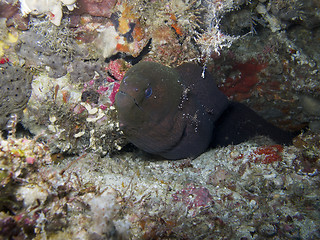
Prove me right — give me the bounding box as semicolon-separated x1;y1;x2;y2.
145;87;152;98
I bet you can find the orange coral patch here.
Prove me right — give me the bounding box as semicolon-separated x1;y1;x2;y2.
171;23;183;36
132;21;144;41
116;43;130;52
169;13;183;36
118;16;130;34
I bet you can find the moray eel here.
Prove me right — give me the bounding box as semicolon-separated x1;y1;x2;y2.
115;61;295;160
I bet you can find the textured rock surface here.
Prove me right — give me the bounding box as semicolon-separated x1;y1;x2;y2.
1;133;318;239
0;63;32;129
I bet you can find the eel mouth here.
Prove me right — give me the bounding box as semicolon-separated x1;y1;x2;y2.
116;90;143;111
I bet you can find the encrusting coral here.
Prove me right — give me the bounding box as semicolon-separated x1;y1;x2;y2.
0;63;32;129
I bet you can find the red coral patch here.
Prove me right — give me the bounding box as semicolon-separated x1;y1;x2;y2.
220;59;268;101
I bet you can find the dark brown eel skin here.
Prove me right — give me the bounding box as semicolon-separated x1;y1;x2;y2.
115;61;295;160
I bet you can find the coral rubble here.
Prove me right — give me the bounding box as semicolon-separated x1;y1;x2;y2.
1;136;318;239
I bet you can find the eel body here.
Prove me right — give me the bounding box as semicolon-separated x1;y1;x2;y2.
115;61;295;160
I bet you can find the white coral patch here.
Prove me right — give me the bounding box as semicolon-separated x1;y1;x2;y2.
17;185;48;207
19;0;76;26
95;26;120;58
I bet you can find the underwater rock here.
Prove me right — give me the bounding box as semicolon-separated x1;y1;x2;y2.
300;95;320;116
0;2;19;19
68;60;103;83
17;19;79;78
115;61;295;160
0;1;29;30
74;0;117;17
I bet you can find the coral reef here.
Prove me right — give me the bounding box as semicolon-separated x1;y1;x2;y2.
0;0;319;239
22;71;126;155
17;18;79;77
93;3;149;59
0;120;52;239
208;0;320;130
14;18;128;155
1;135;318;239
